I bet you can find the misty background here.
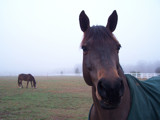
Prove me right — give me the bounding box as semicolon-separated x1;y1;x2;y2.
0;0;160;76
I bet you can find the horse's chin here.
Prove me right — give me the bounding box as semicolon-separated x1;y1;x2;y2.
99;100;120;110
96;90;120;109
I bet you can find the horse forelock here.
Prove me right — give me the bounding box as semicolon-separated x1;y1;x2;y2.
81;26;120;48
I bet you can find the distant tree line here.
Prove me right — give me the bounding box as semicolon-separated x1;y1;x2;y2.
155;67;160;73
74;61;160;74
122;61;160;73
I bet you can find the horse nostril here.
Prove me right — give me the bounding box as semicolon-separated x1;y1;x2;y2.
98;81;104;90
97;79;109;99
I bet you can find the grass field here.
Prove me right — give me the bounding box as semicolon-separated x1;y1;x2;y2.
0;76;92;120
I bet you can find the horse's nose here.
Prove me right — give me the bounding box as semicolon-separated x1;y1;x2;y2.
97;78;124;102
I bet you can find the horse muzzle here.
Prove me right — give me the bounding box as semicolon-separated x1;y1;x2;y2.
97;78;124;109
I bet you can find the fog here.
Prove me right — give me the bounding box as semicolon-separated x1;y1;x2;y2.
122;60;160;73
0;0;160;75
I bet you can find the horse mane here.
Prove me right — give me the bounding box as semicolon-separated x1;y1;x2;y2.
81;26;120;48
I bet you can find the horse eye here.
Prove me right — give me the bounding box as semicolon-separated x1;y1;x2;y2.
82;46;88;53
117;44;121;51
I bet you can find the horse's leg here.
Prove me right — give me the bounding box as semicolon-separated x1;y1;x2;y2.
19;83;22;88
21;81;23;88
18;79;22;88
31;81;33;88
18;79;20;88
26;81;29;88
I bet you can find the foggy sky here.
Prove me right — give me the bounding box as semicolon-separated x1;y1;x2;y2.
0;0;160;75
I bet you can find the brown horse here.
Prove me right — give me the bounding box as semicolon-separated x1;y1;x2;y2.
18;74;36;88
79;10;130;120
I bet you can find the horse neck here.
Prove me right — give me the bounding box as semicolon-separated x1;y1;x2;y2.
91;71;131;120
32;79;36;84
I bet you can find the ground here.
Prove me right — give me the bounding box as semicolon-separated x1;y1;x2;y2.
0;76;92;120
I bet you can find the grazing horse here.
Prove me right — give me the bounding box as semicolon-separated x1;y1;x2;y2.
79;10;160;120
18;74;36;88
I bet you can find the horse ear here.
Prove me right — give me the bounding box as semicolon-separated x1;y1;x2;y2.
79;10;90;32
106;10;118;32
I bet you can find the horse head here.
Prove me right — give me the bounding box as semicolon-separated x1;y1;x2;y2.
79;10;125;109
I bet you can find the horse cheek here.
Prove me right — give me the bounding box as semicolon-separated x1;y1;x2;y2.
83;65;93;86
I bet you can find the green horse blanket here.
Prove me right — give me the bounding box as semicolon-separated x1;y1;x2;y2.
126;74;160;120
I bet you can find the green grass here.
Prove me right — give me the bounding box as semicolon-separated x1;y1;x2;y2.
0;76;92;120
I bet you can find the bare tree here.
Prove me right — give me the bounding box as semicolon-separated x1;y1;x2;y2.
75;67;80;74
74;64;82;74
155;67;160;73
